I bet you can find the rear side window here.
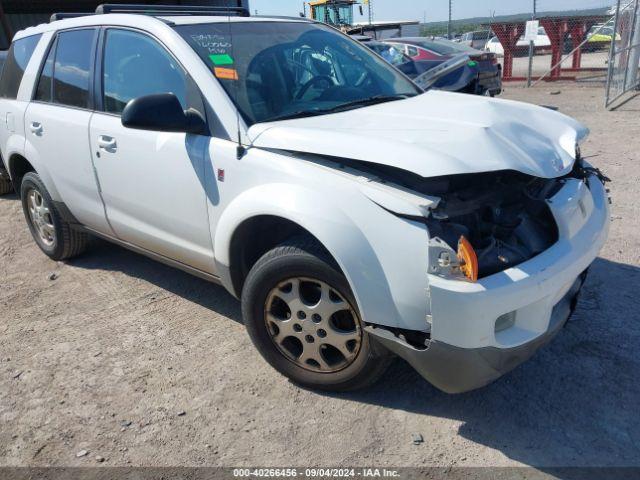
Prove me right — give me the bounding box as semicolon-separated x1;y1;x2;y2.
0;34;42;99
52;29;96;109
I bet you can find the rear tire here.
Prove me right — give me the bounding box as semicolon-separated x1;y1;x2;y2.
20;172;88;260
241;236;391;392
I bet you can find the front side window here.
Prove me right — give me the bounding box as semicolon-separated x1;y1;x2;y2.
0;34;42;99
53;29;96;109
102;29;188;115
176;22;420;125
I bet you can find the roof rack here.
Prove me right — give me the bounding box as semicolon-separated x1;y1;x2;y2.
50;13;95;22
95;3;250;17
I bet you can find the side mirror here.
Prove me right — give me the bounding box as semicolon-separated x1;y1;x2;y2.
121;93;206;135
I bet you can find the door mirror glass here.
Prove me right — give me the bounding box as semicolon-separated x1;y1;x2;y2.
121;93;204;134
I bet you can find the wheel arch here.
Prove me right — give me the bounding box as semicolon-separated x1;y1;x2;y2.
7;152;62;200
226;214;337;299
7;153;36;191
212;183;420;330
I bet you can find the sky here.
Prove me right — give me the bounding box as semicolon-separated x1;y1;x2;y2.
250;0;614;23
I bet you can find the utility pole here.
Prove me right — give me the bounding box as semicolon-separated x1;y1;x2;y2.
526;0;538;87
368;0;373;25
447;0;452;40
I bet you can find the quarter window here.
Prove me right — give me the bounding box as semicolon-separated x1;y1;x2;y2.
34;38;56;102
0;34;42;99
102;29;187;115
52;29;96;109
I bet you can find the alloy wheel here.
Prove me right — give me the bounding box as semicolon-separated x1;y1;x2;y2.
264;277;362;373
26;188;55;247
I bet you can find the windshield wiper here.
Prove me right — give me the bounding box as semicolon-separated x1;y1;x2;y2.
266;94;415;123
266;109;329;122
321;94;415;114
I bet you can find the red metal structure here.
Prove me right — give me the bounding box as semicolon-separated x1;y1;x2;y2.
489;14;610;81
490;22;526;79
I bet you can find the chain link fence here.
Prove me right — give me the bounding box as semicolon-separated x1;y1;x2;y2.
422;2;617;84
606;0;640;108
526;1;615;83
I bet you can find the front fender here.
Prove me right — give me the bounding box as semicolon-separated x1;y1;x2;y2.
214;182;431;331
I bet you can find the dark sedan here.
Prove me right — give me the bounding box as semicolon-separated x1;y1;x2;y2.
386;37;502;97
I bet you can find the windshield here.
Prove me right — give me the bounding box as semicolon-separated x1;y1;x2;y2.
175;21;421;125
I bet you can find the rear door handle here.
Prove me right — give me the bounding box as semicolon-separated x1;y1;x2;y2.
29;122;43;135
97;135;117;152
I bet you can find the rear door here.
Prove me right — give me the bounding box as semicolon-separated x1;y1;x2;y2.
89;27;214;273
24;28;112;233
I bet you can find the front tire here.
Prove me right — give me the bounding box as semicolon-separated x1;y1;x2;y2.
20;172;88;260
241;237;391;391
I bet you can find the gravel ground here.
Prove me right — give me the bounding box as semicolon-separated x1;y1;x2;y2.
1;84;639;469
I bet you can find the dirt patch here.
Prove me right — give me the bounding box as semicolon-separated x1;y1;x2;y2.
1;84;639;468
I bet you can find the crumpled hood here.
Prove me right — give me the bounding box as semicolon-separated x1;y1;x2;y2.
247;90;588;179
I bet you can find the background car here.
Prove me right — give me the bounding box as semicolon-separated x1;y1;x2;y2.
386;37;502;96
485;27;551;57
459;30;493;50
585;25;621;51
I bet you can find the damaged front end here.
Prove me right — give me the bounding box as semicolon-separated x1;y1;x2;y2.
352;156;609;393
424;170;561;281
342;153;608;283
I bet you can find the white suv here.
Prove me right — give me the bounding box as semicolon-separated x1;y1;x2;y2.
0;5;610;393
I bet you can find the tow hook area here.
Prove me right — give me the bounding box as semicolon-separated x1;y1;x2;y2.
366;273;587;394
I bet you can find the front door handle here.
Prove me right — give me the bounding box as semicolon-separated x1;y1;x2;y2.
29;122;43;135
97;135;117;152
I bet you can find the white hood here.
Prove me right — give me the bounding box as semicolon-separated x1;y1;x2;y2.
247;90;588;179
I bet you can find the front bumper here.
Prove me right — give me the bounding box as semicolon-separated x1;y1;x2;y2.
368;272;585;393
370;174;610;393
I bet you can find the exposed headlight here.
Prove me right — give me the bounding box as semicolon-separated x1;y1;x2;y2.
428;235;478;282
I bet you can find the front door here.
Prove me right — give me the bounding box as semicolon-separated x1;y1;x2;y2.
90;28;214;273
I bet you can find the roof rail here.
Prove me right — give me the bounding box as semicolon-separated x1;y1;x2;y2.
95;3;250;17
50;13;95;23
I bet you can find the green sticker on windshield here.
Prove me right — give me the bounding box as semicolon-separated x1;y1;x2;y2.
209;54;234;66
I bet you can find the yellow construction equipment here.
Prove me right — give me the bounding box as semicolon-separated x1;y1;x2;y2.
307;0;359;28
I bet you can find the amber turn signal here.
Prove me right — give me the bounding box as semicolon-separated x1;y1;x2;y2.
457;236;478;282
